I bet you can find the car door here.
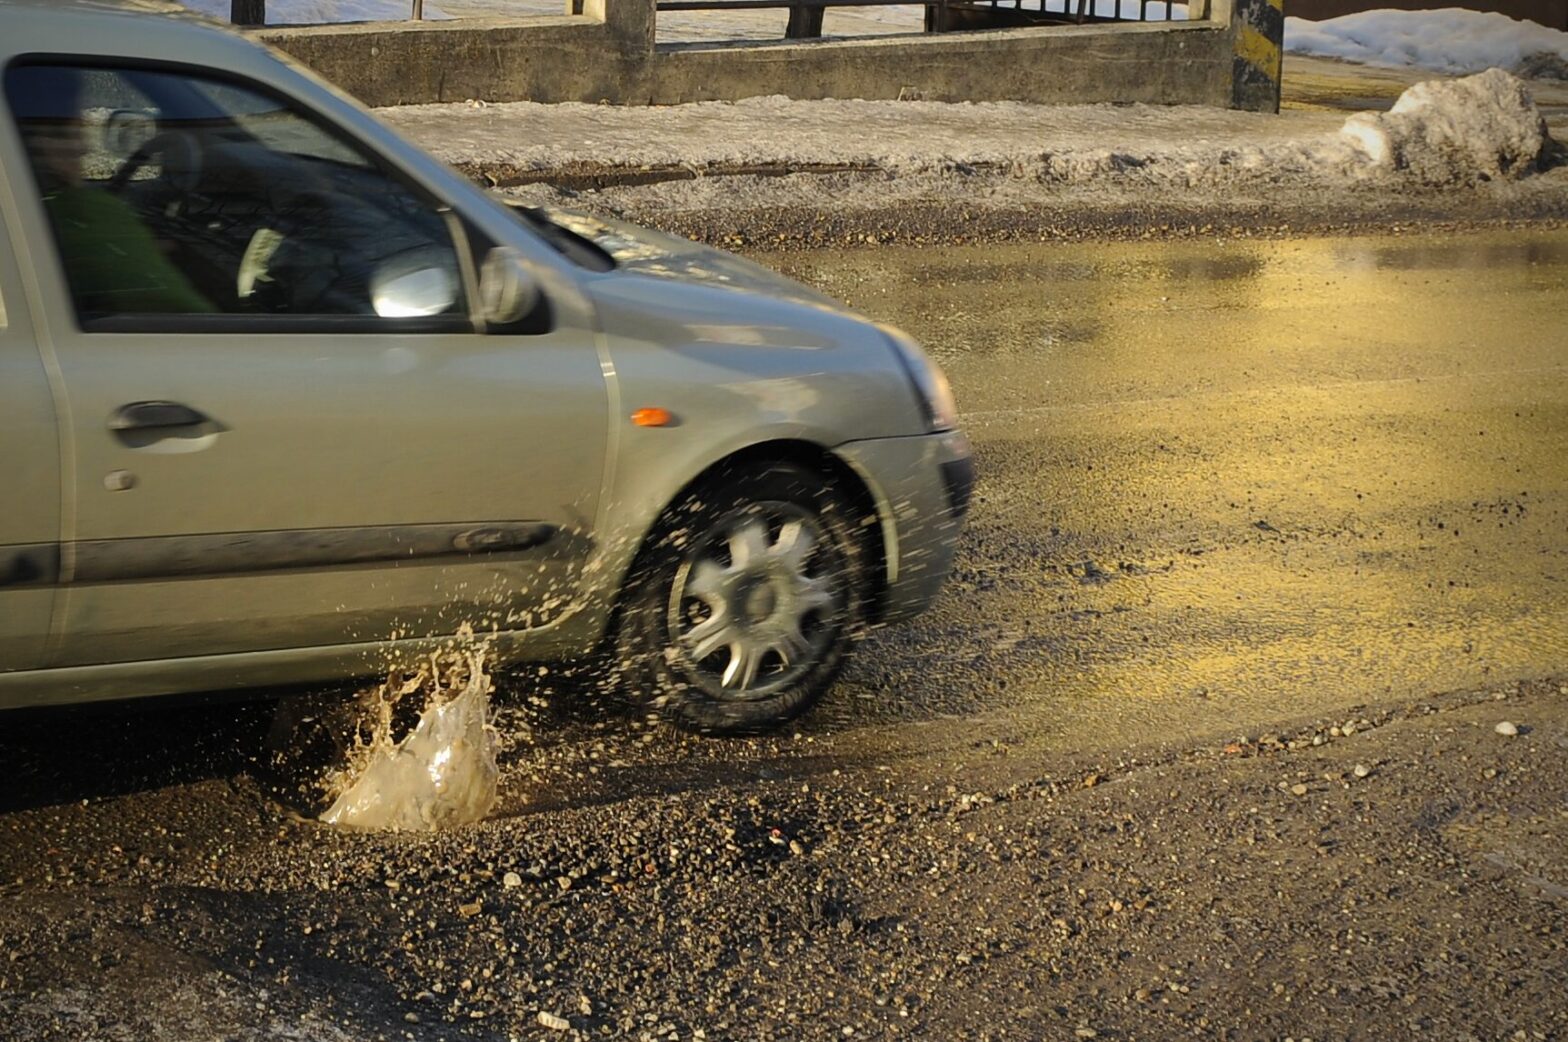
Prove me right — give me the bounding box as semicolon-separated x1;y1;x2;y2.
4;60;608;669
0;182;60;674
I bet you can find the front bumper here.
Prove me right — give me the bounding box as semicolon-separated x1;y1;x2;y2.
834;428;973;624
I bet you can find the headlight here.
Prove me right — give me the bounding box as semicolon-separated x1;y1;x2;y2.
884;328;959;432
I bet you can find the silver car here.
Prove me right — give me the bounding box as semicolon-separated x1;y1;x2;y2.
0;0;971;733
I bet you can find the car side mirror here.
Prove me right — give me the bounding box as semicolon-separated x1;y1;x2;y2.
103;109;157;159
479;247;540;328
371;261;459;319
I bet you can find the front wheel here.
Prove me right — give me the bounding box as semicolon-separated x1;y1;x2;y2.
616;463;867;735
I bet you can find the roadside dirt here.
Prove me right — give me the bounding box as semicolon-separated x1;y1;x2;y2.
476;135;1568;253
382;58;1568;252
2;679;1563;1041
617;187;1568;253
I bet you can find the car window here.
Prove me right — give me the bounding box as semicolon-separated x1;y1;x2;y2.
195;81;371;170
4;62;467;331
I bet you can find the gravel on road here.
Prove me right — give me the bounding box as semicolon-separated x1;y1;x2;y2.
3;216;1566;1042
2;679;1564;1041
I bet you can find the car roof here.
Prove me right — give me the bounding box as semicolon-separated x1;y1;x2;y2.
0;0;266;70
0;0;211;18
0;0;214;25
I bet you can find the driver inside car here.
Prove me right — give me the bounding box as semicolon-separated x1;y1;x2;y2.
11;65;214;317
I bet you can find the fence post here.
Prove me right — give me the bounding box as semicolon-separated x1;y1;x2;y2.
1229;0;1282;112
785;2;825;37
586;0;657;54
231;0;265;24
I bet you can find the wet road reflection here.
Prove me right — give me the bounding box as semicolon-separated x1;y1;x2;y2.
779;229;1568;758
3;230;1565;811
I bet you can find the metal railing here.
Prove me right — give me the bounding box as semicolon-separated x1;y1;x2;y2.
659;0;1180;15
228;0;1183;31
655;0;1183;39
228;0;430;25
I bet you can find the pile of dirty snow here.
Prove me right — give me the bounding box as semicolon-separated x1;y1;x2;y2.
177;0;448;24
384;94;1332;180
389;69;1555;198
1286;8;1568;78
1340;68;1551;183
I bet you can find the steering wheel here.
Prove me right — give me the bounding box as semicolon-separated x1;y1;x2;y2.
108;129;203;196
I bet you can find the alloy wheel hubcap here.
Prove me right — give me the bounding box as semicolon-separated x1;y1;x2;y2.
669;506;841;699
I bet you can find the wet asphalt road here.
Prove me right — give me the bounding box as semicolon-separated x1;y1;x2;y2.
780;228;1568;758
1;228;1565;1041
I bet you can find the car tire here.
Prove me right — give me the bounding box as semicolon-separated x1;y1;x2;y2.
615;462;867;735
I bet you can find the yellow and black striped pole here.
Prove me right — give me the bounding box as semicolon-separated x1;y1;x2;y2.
1231;0;1283;113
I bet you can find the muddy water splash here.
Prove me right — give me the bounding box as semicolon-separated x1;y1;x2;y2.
319;630;500;831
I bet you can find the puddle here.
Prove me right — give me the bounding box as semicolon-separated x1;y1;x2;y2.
318;628;502;831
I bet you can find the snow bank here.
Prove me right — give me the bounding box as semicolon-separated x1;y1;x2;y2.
1341;68;1551;183
177;0;448;24
386;71;1558;208
1286;8;1568;77
386;94;1334;181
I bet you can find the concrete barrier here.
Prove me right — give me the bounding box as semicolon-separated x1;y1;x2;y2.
259;0;1280;112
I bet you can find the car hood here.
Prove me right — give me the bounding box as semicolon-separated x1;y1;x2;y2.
527;206;847;311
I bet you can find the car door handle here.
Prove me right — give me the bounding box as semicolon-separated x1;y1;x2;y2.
108;401;213;432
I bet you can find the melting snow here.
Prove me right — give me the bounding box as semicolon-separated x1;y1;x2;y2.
1286;8;1568;76
1340;67;1550;182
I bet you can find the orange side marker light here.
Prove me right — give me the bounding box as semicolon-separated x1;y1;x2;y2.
631;407;674;428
